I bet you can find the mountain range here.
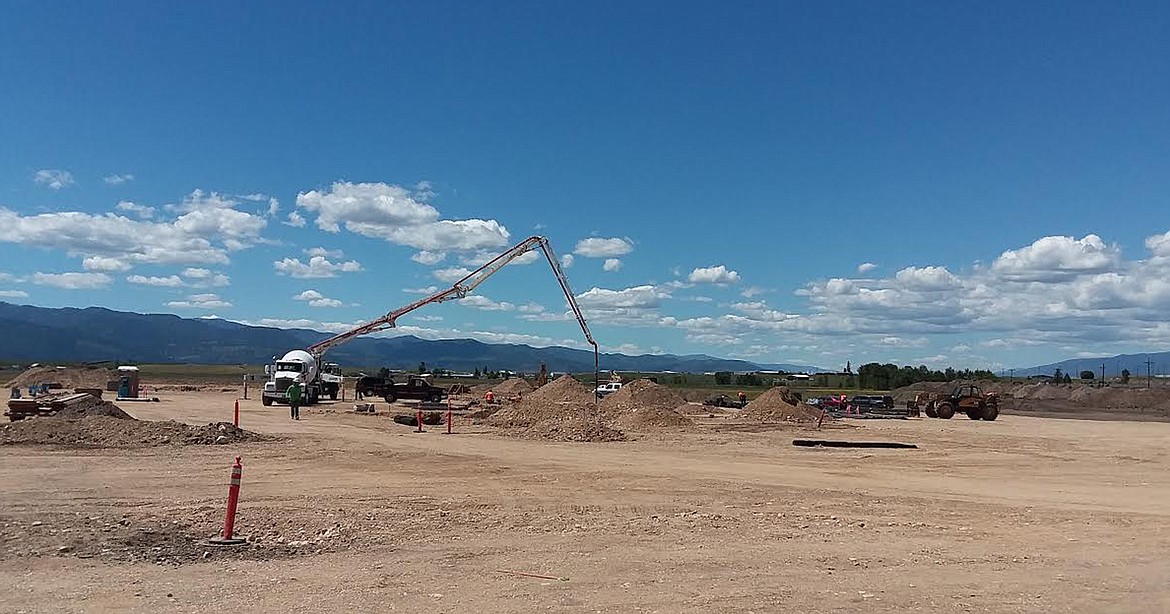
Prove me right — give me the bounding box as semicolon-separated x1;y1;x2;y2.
1012;352;1170;380
0;302;823;373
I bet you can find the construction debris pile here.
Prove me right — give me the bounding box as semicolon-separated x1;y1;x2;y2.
739;387;823;423
600;379;693;430
489;375;625;442
1;398;265;448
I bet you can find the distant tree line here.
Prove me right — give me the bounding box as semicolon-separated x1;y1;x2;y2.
857;363;998;390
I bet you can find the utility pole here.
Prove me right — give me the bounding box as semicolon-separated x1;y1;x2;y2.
1145;356;1154;389
1100;362;1105;383
1009;368;1014;383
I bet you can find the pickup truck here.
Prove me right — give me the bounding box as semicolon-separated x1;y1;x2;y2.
357;375;446;404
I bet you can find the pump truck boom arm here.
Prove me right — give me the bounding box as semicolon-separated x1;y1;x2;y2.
306;236;597;361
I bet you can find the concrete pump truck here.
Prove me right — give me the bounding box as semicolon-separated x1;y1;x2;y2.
261;236;597;407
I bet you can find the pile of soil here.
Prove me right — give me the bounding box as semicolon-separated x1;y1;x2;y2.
489;375;595;428
739;387;821;423
600;379;693;429
53;396;134;420
489;375;625;442
4;365;113;390
1;416;265;448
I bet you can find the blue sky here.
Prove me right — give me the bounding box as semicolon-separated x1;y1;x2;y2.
2;1;1169;371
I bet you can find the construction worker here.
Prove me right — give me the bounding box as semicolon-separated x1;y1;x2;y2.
738;391;747;407
287;377;303;420
485;389;495;404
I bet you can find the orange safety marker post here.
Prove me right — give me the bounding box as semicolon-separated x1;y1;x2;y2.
233;399;240;427
416;406;425;433
208;456;246;546
817;407;827;429
446;397;453;435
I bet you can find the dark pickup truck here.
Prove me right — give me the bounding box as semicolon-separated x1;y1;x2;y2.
356;375;446;403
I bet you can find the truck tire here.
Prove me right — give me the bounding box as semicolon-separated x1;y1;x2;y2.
924;402;937;418
935;401;955;419
982;403;1000;421
384;392;396;404
307;390;318;405
329;389;338;401
967;408;983;420
262;396;272;407
428;392;442;403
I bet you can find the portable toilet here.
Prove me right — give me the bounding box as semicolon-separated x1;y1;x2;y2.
117;366;140;398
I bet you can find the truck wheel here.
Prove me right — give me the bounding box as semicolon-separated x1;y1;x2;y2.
428;393;442;403
308;390;318;405
924;402;937;418
384;393;396;404
329;390;338;401
982;404;1000;421
262;396;272;407
935;401;955;419
967;408;983;420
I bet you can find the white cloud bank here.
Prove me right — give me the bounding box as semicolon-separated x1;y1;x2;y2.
296;181;510;252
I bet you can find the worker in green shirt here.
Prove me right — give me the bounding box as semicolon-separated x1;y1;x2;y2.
287;377;303;420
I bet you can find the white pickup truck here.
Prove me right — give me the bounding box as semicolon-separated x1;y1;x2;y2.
594;382;623;397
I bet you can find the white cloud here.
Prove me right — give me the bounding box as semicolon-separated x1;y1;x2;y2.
404;285;439;294
284;211;307;227
82;257;133;273
30;272;111;289
411;250;447;265
560;254;574;268
577;285;670;310
740;286;765;298
127;274;184;287
458;295;515;311
893;266;959;290
305;247;343;259
687;265;741;284
0;190;267;271
296;181;510;251
115;201;154;219
1146;231;1170;257
459;249;539;267
857;262;878;274
433;267;472;284
34;169;74;190
574;237;633;258
103;174;134;185
991;234;1120;282
413;314;443;322
0;290;29;299
180;268;230;287
518;302;546;313
273;255;363;278
167;293;232;309
602;258;623;272
293;289;343;308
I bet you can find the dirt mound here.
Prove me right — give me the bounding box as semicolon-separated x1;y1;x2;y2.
5;365;113;391
513;418;626;442
53;397;134;420
1;416;265;448
493;378;535;396
488;375;625;441
600;379;692;429
489;375;594;428
740;387;821;423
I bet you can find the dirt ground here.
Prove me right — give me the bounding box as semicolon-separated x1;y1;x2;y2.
2;391;1169;613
